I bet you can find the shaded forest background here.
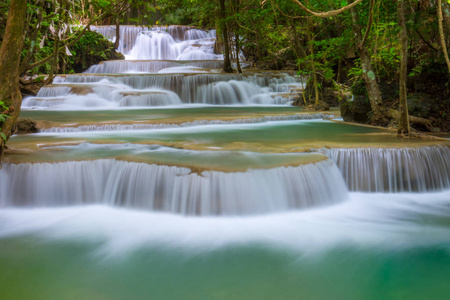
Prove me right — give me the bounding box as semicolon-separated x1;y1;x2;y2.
1;0;450;153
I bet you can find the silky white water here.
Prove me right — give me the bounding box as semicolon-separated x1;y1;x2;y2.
0;158;347;215
7;23;450;300
23;73;300;108
85;60;224;74
319;146;450;192
92;25;220;60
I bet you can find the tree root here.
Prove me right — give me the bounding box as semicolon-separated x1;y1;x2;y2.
387;109;434;132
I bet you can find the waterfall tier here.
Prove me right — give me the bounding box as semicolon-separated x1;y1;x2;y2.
85;60;224;74
91;25;219;60
0;159;348;216
23;74;301;108
319;146;450;192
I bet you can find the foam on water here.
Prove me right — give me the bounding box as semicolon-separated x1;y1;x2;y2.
0;190;449;256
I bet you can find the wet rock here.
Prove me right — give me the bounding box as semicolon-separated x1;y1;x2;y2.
15;118;39;134
340;95;371;123
313;100;330;111
322;87;340;107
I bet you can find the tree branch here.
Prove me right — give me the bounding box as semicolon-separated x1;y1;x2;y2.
290;0;364;18
360;0;374;49
271;0;305;19
437;0;450;73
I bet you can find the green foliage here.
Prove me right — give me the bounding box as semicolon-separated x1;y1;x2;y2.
0;100;10;142
68;30;120;73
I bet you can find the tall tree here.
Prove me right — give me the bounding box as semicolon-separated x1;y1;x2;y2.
347;0;385;123
219;0;233;72
0;0;27;162
437;0;450;73
397;0;410;135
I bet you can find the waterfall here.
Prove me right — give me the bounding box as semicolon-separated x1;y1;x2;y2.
197;80;287;105
318;146;450;192
0;159;348;216
127;31;181;60
85;60;224;74
35;86;71;97
91;25;196;54
112;89;183;106
61;73;299;104
91;25;219;60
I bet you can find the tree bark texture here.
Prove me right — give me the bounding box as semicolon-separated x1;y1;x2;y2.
231;0;242;73
349;0;385;121
0;0;27;162
306;16;320;105
114;19;120;50
397;0;410;135
438;0;450;74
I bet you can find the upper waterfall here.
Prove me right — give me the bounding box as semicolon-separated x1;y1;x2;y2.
91;25;222;60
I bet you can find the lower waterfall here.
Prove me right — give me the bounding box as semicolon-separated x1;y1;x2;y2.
319;146;450;192
0;159;348;216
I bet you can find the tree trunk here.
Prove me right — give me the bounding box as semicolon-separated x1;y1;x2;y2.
349;0;385;122
437;0;450;74
114;18;120;50
231;0;242;73
46;38;60;85
219;0;233;73
0;0;27;162
443;1;450;40
289;20;302;60
397;0;410;135
235;33;242;73
306;16;320;106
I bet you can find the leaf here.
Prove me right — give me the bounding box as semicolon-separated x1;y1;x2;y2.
0;133;6;142
49;23;55;35
39;36;46;48
65;46;72;56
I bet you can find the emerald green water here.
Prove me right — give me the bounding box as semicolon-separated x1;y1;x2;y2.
1;189;449;300
20;107;305;124
1;237;449;300
5;143;325;170
8;25;450;300
11;120;447;153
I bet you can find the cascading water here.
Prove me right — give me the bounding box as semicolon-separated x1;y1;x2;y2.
92;25;220;60
21;25;301;109
318;146;450;192
91;25;200;54
85;60;224;74
22;73;300;107
5;23;450;300
0;158;347;216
